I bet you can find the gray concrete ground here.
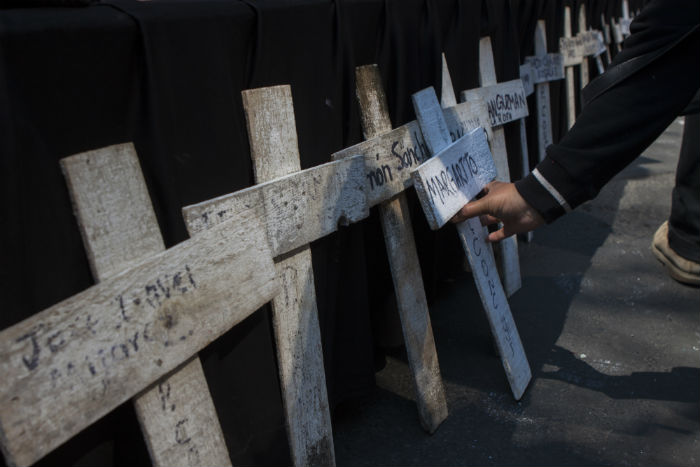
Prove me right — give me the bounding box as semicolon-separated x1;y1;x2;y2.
332;118;699;466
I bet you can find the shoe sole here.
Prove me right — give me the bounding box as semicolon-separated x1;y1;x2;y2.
652;243;700;286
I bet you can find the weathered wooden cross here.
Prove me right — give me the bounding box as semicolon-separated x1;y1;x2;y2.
332;65;449;433
458;37;527;297
182;85;369;467
0;146;280;467
410;87;532;400
61;143;232;467
524;21;565;163
560;6;606;128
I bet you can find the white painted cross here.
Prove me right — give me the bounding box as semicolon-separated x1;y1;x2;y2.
183;85;370;467
520;26;565;242
60;143;232;467
458;37;525;297
0;156;279;467
525;21;560;164
620;0;632;37
560;6;606;128
332;65;448;433
410;87;532;400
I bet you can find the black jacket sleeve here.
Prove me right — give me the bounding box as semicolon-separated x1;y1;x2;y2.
516;0;700;223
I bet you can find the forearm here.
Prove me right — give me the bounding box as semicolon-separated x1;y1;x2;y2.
517;24;699;223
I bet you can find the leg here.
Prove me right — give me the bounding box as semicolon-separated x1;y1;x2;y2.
668;113;700;263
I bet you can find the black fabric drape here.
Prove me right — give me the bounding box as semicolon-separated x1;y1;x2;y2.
0;1;635;466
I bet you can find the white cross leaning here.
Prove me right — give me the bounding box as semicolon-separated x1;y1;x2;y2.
183;85;370;467
332;65;449;434
410;87;532;401
61;143;233;467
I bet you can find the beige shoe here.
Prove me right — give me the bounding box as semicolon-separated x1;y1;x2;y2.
651;221;700;286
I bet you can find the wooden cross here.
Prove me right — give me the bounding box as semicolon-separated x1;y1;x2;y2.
525;21;561;163
458;37;525;297
61;143;232;467
332;64;449;433
0;146;279;467
183;85;370;467
620;0;632;37
410;87;532;400
561;7;607;128
578;4;590;92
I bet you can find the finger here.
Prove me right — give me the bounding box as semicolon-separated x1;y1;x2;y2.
487;227;508;243
479;214;500;226
452;197;490;222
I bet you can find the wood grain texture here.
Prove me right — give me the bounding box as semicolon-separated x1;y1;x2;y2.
410;129;497;230
355;65;393;137
182;156;368;257
535;20;554;163
356;65;447;433
411;88;531;401
61;143;165;282
0;205;278;467
476;37;522;297
412;87;452;157
330;98;489;208
242;85;336;467
61;143;231;467
460;80;529;127
564;6;577;129
440;53;457;108
455;219;531;400
331;121;428;206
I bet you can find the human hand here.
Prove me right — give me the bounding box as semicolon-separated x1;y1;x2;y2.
450;181;544;242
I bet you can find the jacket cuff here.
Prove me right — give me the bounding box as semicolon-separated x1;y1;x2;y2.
515;156;578;224
515;172;566;224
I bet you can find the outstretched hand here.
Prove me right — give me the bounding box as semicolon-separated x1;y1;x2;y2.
451;181;544;242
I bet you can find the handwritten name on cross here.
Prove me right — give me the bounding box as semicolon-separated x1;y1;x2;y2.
410;87;532;400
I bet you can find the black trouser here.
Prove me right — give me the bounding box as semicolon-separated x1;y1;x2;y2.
669;112;700;262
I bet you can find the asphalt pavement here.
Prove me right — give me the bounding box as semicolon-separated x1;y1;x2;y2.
332;117;699;466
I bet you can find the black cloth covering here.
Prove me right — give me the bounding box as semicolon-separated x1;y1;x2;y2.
0;1;625;466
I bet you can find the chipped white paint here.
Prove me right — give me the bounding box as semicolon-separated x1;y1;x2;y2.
60;143;231;467
410;126;497;230
183;156;368;257
411;87;531;401
0;202;278;467
351;65;448;433
242;84;335;467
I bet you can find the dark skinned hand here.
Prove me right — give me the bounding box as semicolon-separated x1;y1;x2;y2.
450;181;545;242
